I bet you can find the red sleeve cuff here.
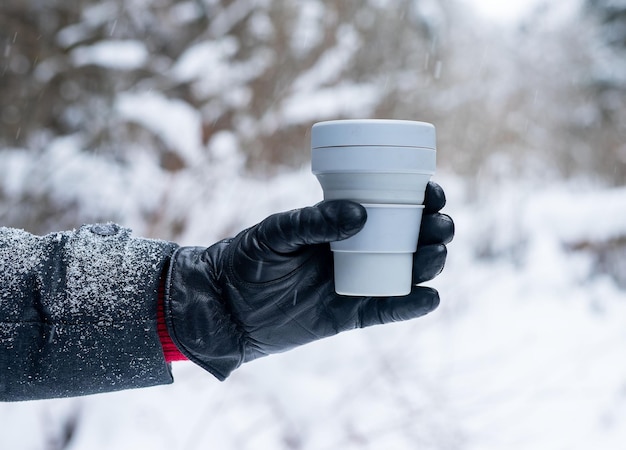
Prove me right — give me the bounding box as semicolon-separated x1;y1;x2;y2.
158;274;188;362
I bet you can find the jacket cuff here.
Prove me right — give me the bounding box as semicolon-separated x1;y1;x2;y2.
163;246;244;381
157;273;188;362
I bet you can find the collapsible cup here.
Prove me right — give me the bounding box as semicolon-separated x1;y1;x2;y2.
311;119;436;296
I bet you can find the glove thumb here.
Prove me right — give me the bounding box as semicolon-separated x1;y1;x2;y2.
257;200;367;254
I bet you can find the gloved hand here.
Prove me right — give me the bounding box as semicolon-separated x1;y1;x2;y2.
164;181;454;380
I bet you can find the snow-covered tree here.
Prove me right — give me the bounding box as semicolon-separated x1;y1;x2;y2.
0;0;451;234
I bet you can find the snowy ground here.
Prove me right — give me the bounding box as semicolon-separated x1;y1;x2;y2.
1;165;625;450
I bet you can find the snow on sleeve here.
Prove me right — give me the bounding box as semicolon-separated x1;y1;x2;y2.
57;224;174;323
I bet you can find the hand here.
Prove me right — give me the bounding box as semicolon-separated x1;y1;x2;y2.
164;182;454;380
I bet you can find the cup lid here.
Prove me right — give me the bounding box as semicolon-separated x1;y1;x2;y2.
311;119;436;149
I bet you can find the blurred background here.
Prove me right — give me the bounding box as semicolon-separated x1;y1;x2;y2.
1;0;626;449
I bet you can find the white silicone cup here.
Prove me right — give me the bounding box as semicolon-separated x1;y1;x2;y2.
311;119;436;149
312;145;435;204
312;145;436;174
331;204;424;252
331;204;424;297
332;252;415;297
310;119;436;297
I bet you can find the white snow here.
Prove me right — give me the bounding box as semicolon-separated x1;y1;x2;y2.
171;38;239;84
116;92;205;165
2;165;626;449
462;0;583;26
171;38;272;99
70;40;149;70
290;0;325;56
278;83;381;126
291;24;360;91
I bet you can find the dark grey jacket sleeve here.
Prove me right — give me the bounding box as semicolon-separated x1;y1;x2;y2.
0;223;179;401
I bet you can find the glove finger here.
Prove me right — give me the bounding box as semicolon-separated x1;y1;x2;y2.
358;287;440;327
413;244;447;284
257;200;367;254
424;181;446;214
418;213;454;245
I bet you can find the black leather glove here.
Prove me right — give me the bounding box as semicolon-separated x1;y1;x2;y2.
164;181;454;380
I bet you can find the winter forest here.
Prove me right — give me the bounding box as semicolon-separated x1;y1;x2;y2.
1;0;626;448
